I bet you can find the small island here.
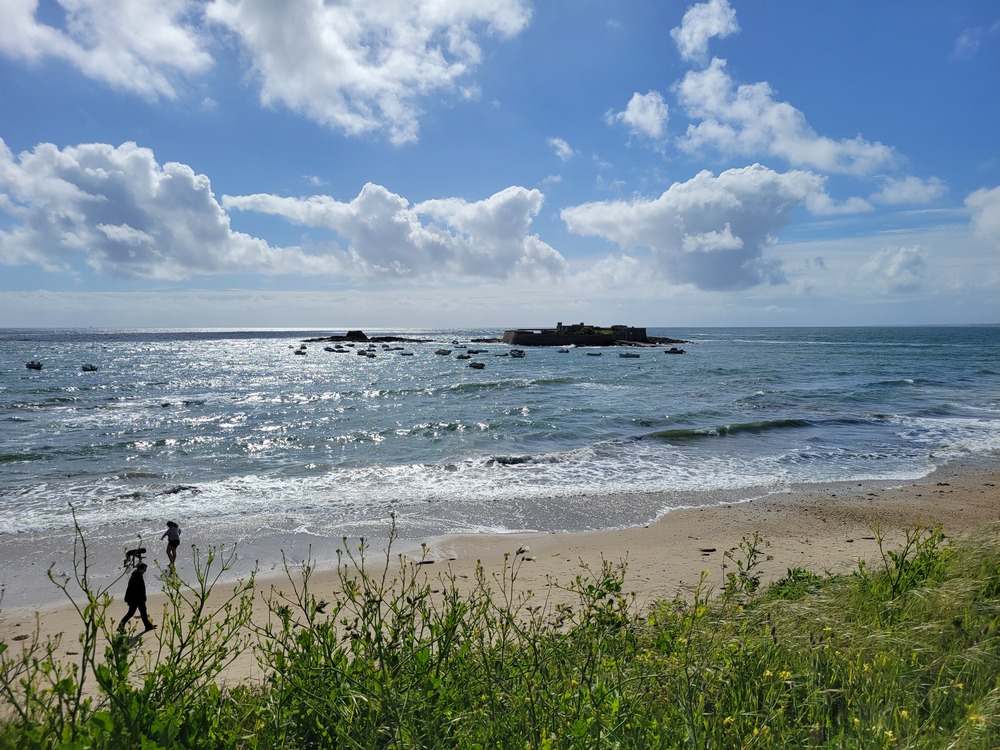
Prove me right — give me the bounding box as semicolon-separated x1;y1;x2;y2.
303;330;430;344
502;321;688;347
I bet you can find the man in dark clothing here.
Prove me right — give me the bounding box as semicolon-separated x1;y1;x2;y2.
118;563;156;633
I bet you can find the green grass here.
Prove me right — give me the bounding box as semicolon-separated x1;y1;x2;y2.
2;518;999;749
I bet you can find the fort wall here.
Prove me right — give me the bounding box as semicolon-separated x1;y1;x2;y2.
502;322;649;347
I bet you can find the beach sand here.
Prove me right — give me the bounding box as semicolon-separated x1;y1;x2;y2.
2;460;998;688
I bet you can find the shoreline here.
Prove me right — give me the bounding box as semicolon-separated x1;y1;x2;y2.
2;457;998;612
1;458;998;689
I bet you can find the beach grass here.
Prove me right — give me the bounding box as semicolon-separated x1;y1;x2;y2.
2;521;999;749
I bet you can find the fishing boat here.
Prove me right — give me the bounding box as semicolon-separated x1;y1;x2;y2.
25;360;43;370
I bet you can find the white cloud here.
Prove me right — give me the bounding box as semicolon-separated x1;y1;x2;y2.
561;163;833;290
224;183;567;280
670;0;738;63
677;58;896;176
0;138;567;283
803;192;872;216
607;91;669;140
204;0;531;145
0;138;299;279
871;175;947;205
966;185;1000;249
548;137;575;162
0;0;211;99
860;246;927;293
952;20;1000;59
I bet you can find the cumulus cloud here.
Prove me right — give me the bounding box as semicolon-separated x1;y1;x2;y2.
606;91;669;140
548;137;575;161
0;0;211;99
204;0;531;144
0;137;566;283
966;185;1000;249
560;163;834;290
670;0;738;63
676;58;896;176
861;246;927;293
871;175;947;205
224;183;567;280
0;139;291;279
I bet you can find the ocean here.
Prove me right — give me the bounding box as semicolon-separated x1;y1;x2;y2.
2;325;999;600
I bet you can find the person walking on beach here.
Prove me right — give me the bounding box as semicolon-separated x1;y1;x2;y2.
161;520;181;567
118;563;156;633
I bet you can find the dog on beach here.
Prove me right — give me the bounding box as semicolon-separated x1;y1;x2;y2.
124;547;146;567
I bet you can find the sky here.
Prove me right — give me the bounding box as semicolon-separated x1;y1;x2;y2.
1;0;998;330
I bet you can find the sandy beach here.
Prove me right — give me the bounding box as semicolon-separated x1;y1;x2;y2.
2;460;998;688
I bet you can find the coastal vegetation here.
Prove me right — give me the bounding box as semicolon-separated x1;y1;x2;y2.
2;521;999;749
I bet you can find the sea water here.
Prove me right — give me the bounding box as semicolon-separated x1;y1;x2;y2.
2;326;998;573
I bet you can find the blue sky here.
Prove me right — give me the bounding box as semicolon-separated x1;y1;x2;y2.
1;0;998;329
